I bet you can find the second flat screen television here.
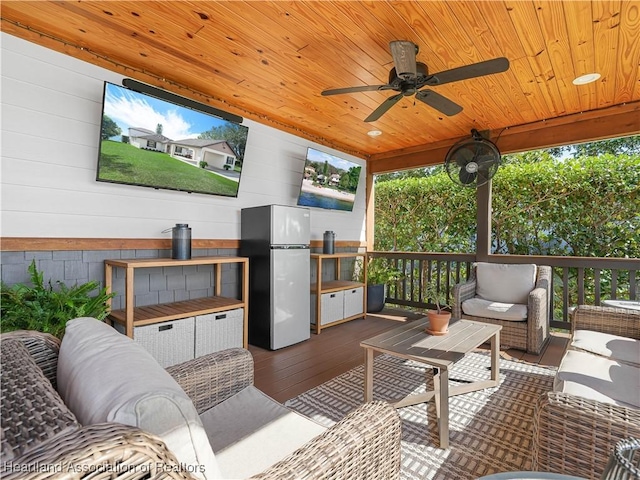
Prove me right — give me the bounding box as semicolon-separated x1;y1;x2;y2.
297;147;362;212
96;81;248;197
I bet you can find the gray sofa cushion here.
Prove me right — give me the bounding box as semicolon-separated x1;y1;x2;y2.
571;329;640;366
201;385;326;478
554;349;640;408
0;339;79;461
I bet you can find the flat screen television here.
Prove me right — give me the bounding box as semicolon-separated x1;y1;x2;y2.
296;147;362;212
96;81;249;197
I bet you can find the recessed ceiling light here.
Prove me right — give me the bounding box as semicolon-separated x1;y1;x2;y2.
572;73;601;85
367;130;382;137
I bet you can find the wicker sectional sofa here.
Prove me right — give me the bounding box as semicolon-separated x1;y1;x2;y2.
1;318;401;480
532;305;640;479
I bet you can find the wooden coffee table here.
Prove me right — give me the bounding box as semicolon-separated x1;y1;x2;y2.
360;317;502;448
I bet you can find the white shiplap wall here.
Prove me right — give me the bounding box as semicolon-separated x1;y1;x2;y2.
0;33;367;244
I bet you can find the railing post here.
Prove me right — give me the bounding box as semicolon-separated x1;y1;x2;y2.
476;180;492;262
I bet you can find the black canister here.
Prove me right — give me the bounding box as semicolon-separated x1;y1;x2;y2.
323;230;335;254
169;223;191;260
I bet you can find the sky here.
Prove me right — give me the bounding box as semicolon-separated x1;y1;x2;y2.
306;147;362;172
103;82;229;141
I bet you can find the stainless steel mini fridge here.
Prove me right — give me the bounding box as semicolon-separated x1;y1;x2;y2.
240;204;311;350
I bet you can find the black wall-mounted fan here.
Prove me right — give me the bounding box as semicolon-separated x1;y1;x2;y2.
321;40;509;122
444;129;501;188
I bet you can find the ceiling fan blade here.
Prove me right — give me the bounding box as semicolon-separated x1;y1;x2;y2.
415;89;463;116
389;40;418;79
428;57;510;86
321;84;390;96
364;93;404;122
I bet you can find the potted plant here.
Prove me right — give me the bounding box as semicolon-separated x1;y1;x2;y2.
357;258;404;313
424;280;451;335
0;260;115;339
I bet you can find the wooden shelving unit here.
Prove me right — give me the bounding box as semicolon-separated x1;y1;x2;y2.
310;252;367;334
104;256;249;347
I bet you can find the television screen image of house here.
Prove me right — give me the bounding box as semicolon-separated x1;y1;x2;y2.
97;82;248;197
297;148;362;212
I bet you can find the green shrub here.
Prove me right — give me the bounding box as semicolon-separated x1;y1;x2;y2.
0;260;115;338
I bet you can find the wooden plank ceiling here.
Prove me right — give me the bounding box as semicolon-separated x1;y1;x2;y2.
2;1;639;173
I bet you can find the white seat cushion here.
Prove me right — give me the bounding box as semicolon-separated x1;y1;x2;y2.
571;329;640;366
476;262;537;304
201;385;326;479
462;297;528;321
57;317;221;479
554;349;640;408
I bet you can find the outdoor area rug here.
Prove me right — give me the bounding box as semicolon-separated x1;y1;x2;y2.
285;351;556;479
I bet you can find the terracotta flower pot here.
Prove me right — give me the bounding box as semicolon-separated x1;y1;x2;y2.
426;310;451;335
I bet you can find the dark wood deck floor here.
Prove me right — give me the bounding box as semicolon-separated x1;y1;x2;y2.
249;308;570;403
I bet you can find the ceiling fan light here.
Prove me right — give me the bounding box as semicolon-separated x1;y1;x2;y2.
367;130;382;137
389;40;417;78
573;73;601;85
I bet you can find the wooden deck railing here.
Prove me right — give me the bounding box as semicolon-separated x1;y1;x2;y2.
367;251;640;330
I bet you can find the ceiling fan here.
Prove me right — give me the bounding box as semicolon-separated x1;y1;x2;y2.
321;40;510;122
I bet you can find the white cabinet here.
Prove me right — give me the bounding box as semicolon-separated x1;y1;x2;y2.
310;253;367;334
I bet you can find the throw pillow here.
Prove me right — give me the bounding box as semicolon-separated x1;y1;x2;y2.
57;317;221;479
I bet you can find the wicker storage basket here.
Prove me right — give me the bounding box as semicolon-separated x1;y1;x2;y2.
116;318;196;368
194;308;244;357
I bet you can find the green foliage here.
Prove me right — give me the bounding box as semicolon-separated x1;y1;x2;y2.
0;261;115;338
357;258;404;285
423;279;449;313
374;149;639;259
199;160;208;169
492;154;639;257
374;174;476;252
101;114;121;140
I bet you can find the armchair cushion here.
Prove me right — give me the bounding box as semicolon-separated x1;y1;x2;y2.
201;385;326;478
554;349;640;408
461;297;528;321
571;329;640;365
476;262;537;304
57;317;221;479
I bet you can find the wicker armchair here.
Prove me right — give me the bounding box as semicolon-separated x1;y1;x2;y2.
452;263;551;354
1;330;401;480
532;306;640;479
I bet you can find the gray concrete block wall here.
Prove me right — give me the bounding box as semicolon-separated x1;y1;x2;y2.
1;248;243;312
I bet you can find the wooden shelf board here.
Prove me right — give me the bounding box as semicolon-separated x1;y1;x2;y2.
108;297;244;327
105;256;247;269
314;312;366;333
311;280;364;294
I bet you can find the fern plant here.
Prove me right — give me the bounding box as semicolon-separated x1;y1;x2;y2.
0;260;115;338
